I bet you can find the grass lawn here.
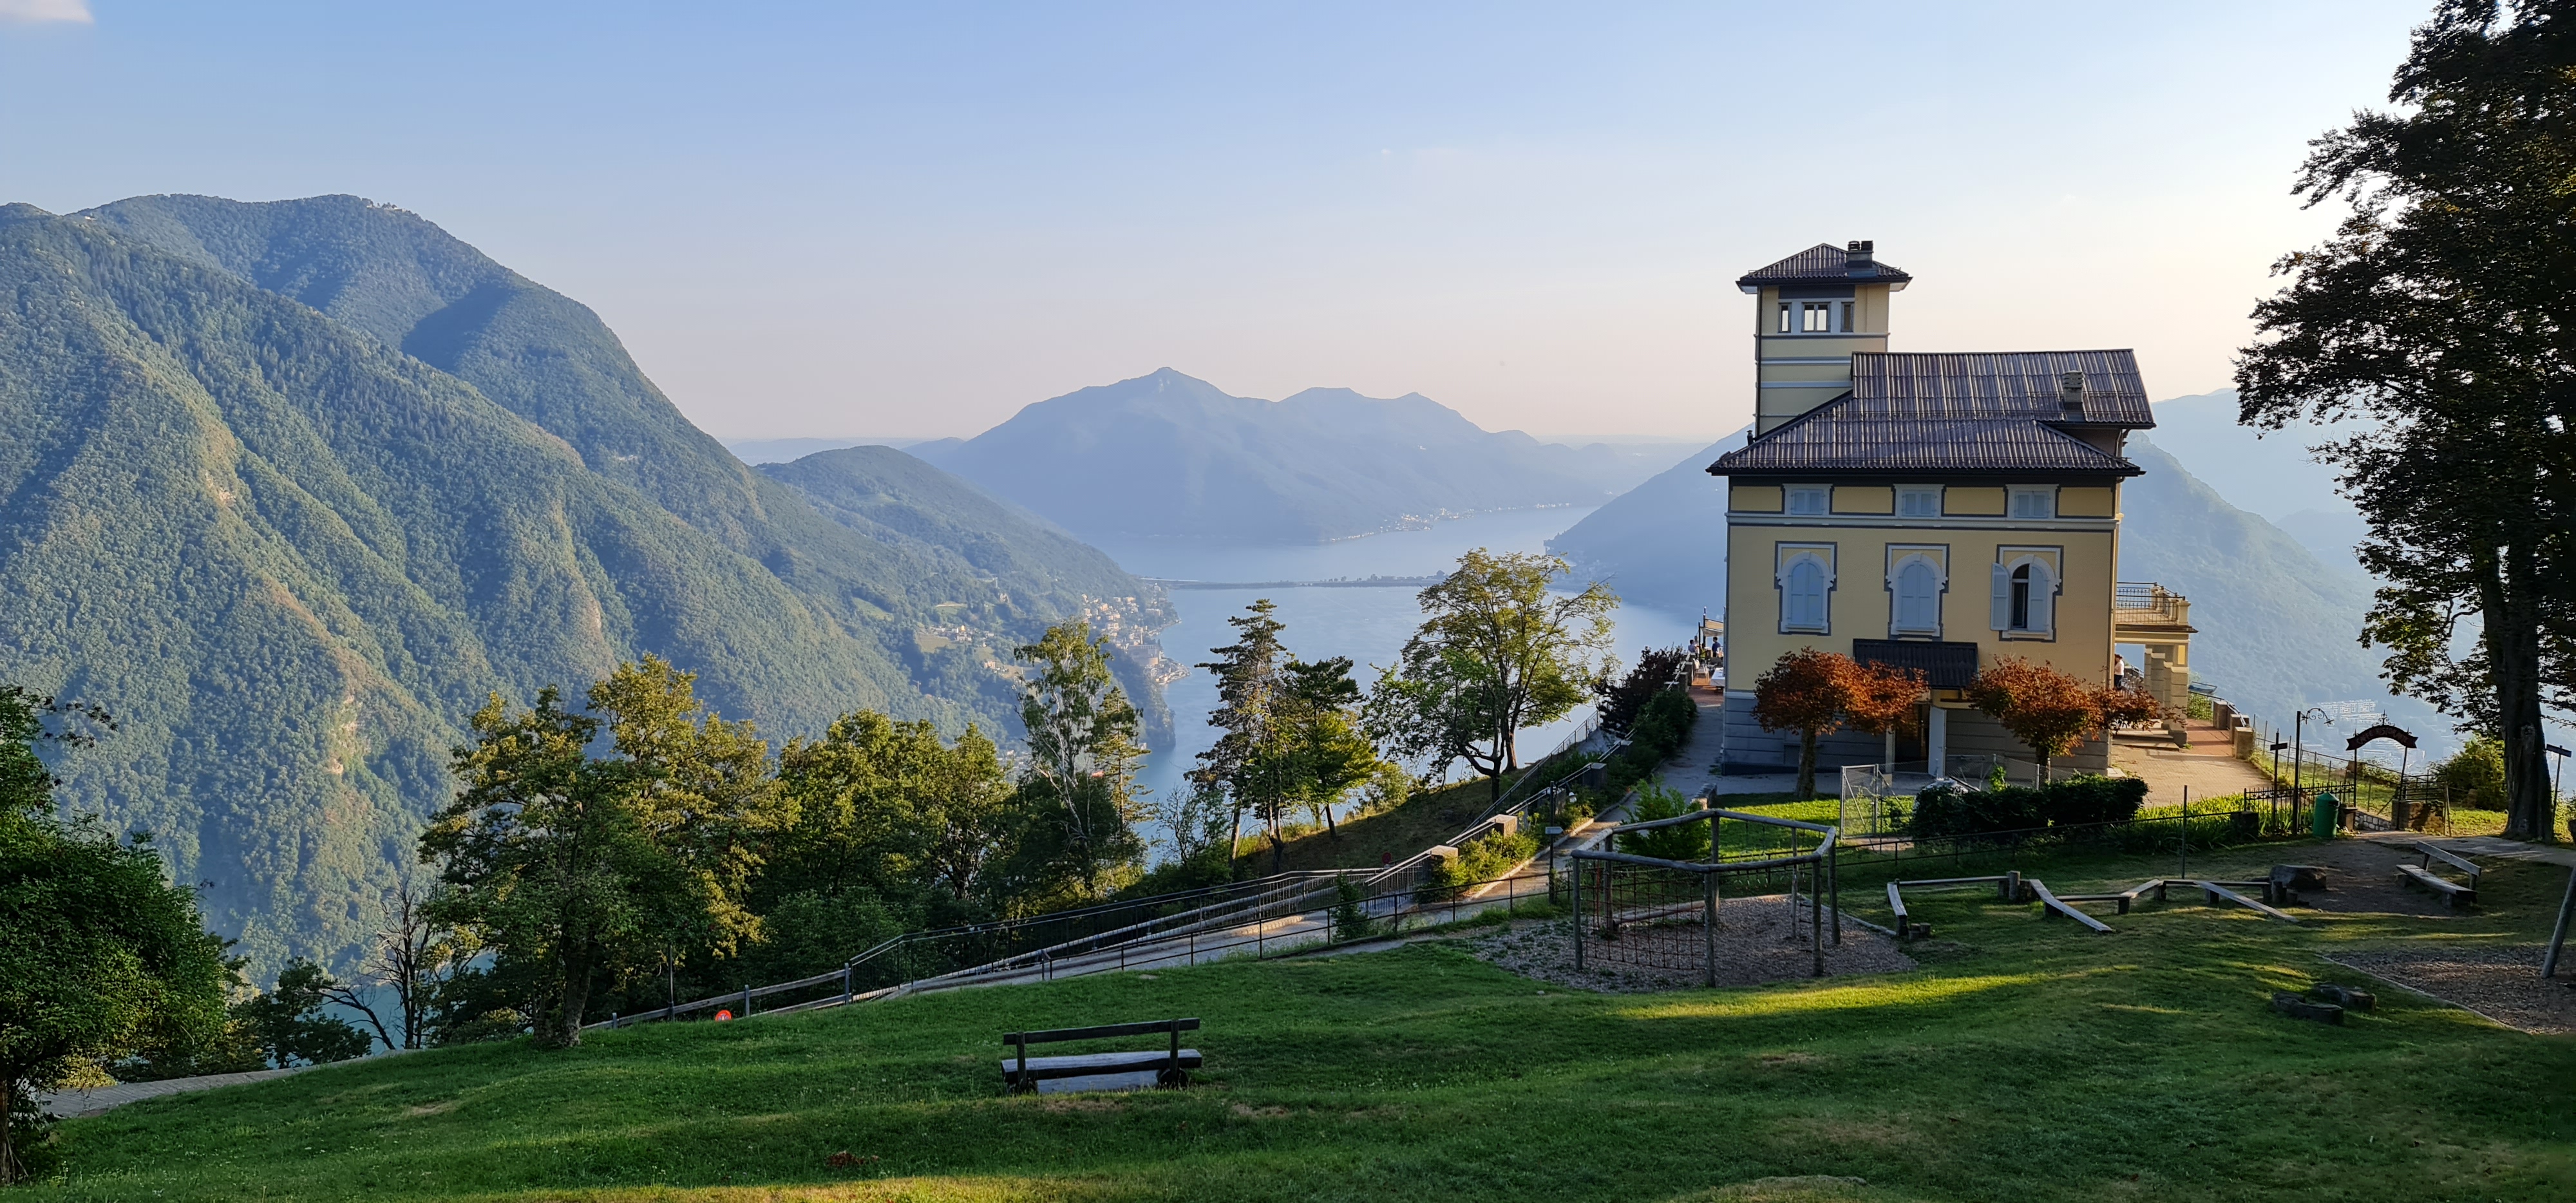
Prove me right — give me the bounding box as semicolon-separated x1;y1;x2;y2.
27;841;2576;1202
1242;775;1522;873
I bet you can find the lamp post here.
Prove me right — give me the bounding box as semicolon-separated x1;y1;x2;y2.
2291;706;2332;797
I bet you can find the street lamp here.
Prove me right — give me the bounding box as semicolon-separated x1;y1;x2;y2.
2292;706;2333;797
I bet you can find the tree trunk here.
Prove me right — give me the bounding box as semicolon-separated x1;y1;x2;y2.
1267;805;1283;875
1797;730;1819;801
2482;538;2556;840
552;947;592;1048
0;1067;19;1186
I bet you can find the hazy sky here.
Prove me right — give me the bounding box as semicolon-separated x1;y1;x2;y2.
2;1;2429;439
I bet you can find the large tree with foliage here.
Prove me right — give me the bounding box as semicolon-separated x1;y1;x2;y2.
1278;656;1381;844
423;659;790;1047
2233;0;2576;839
0;688;230;1182
1365;550;1618;802
1011;622;1149;902
1752;649;1858;802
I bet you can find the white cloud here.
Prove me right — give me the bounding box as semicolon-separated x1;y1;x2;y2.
0;0;93;24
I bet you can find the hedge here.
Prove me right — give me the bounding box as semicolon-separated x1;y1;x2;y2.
1912;774;2148;838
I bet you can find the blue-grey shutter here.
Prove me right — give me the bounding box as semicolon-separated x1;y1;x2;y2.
1989;564;2012;630
2029;561;2056;635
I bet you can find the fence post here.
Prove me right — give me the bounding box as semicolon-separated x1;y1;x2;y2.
1702;869;1718;988
1828;841;1841;947
841;965;852;1004
742;984;752;1018
1809;857;1824;977
1572;856;1585;971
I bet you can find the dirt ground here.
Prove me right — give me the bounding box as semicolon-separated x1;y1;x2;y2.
1468;895;1917;993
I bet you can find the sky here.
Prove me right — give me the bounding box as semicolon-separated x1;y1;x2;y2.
0;1;2432;440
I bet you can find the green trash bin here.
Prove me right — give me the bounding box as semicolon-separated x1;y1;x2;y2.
2312;791;2340;840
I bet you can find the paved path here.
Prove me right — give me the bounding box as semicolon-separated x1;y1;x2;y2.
38;1066;310;1118
2358;830;2576;869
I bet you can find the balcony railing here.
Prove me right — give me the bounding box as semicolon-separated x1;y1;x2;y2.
2114;582;2188;626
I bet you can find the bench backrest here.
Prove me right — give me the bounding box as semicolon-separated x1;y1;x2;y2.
2416;843;2483;880
1004;1018;1200;1048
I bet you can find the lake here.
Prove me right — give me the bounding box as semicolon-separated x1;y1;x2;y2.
1088;507;1703;857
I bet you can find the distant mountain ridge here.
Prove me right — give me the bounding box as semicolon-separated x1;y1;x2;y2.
0;195;1173;971
914;368;1661;543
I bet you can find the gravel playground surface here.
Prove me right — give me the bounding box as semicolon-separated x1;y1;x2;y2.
2323;945;2576;1035
1468;894;1917;992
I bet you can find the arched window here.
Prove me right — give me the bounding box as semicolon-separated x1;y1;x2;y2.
1785;558;1827;630
1895;559;1940;632
1993;557;2056;636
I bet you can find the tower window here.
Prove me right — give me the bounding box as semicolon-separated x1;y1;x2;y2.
1777;301;1792;333
1840;300;1855;332
1800;301;1835;332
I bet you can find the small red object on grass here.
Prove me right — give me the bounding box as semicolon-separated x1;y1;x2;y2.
714;1009;733;1021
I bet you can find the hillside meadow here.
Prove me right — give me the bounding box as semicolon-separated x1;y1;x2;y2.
23;841;2576;1202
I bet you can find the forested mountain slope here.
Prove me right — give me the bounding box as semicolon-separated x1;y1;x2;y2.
913;368;1650;543
760;444;1178;738
0;200;1170;970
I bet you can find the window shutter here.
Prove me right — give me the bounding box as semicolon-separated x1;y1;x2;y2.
1989;564;2012;630
2028;562;2055;634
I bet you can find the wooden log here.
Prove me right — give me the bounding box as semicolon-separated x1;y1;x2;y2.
2192;880;2301;923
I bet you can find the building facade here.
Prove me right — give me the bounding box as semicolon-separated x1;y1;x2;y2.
1710;241;2183;776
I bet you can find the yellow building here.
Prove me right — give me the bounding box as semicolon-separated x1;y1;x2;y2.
1709;242;2188;776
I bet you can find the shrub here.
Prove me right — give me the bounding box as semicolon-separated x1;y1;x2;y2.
1911;775;2149;837
1419;827;1540;902
1329;875;1373;942
2434;735;2507;811
1606;688;1698;790
1615;782;1709;862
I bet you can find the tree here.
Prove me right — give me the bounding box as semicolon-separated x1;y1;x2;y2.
422;687;647;1048
1366;549;1618;802
337;883;455;1052
2233;0;2575;840
0;687;229;1183
1190;600;1291;863
1278;656;1381;844
1616;782;1710;862
1965;658;2163;777
231;960;372;1068
1751;649;1857;802
1012;621;1149;902
1596;647;1690;734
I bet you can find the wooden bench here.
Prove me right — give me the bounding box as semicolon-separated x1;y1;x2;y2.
2395;843;2481;908
1002;1018;1200;1094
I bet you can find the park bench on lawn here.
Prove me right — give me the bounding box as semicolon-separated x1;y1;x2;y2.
2394;842;2481;908
1002;1018;1200;1094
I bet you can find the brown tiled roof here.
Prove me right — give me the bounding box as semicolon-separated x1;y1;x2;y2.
1709;348;2155;478
1851;350;2154;426
1736;242;1912;288
1710;413;2139;476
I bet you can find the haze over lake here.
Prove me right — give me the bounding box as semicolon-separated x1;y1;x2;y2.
1092;506;1703;853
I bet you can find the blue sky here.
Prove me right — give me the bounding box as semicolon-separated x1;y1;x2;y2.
2;1;2430;439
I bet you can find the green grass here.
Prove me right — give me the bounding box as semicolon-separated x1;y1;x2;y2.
26;842;2576;1202
1245;775;1522;873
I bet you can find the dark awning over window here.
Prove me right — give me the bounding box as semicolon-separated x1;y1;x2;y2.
1852;638;1980;689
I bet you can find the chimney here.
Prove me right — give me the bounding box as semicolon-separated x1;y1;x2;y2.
1845;240;1876;278
2059;371;2087;417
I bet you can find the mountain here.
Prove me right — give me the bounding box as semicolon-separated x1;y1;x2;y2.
726;436;934;465
0;198;1171;970
1547;429;1748;615
759;445;1178;739
2143;389;2371;566
1538;413;2441;746
2118;437;2443;743
914;369;1658;544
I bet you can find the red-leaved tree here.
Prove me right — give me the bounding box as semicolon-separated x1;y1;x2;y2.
1965;657;2165;776
1752;650;1854;801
